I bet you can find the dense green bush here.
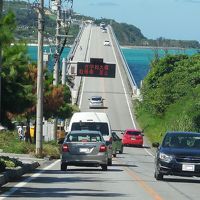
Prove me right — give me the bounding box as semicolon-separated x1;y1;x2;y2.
0;131;60;159
0;156;23;169
136;53;200;142
141;54;200;115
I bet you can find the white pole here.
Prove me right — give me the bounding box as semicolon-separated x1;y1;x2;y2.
61;58;67;85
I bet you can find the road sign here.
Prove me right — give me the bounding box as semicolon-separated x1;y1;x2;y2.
77;58;116;78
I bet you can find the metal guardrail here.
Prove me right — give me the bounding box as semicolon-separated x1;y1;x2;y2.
108;25;140;96
66;24;85;63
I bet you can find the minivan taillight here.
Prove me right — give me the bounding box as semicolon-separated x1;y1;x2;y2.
62;144;69;152
99;145;107;152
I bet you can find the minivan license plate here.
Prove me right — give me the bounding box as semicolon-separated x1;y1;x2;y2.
182;164;195;171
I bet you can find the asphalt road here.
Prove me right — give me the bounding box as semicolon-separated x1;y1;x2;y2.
1;25;200;200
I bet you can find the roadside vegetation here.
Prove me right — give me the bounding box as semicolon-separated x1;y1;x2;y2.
1;10;74;129
0;155;23;172
135;54;200;143
0;131;60;173
0;6;73;160
0;131;60;157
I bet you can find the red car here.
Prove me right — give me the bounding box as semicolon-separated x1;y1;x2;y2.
122;129;143;147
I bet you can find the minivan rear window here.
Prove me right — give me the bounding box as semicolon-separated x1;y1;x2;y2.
71;122;109;136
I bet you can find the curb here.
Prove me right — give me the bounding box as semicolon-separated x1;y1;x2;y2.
0;162;40;187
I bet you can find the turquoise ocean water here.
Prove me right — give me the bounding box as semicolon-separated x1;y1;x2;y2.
28;46;198;88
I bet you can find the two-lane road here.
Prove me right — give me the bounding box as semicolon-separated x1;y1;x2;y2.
79;25;135;131
1;25;200;200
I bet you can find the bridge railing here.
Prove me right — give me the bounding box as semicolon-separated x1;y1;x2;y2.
108;25;140;98
66;24;85;65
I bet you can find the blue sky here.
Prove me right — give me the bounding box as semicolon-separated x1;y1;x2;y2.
72;0;200;42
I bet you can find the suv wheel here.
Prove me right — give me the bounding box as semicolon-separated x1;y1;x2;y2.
154;169;163;180
61;163;67;171
101;164;108;171
108;158;112;166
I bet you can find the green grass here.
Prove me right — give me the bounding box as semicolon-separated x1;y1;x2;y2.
0;131;60;158
134;94;198;144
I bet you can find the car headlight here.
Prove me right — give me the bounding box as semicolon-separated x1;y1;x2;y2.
159;152;173;163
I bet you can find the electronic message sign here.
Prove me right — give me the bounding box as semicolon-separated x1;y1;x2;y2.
77;58;116;78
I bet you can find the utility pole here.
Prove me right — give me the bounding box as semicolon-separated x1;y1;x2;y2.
53;0;61;85
52;0;62;141
36;0;44;156
0;0;3;123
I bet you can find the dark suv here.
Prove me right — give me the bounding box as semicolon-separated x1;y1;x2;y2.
153;131;200;180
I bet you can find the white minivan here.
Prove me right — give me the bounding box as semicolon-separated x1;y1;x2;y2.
66;112;113;165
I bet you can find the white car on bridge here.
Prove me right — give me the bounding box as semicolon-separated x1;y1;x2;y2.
88;96;104;108
104;40;110;46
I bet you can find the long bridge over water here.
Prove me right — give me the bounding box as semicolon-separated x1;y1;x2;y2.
65;23;140;131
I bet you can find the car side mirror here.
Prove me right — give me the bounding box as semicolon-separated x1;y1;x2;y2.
152;142;160;148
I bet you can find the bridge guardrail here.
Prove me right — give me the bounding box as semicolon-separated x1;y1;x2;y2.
108;25;140;98
66;24;85;66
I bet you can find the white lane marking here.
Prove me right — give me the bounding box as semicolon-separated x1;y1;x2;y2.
108;30;137;129
144;148;154;157
79;77;85;109
0;160;60;200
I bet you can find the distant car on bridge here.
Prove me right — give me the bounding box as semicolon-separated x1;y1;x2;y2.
102;28;107;33
88;96;104;109
104;40;110;46
100;22;106;29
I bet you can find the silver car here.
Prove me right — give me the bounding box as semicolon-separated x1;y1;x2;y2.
60;130;108;171
88;96;104;108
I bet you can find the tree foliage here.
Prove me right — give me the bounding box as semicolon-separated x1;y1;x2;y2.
0;11;35;126
1;10;73;127
139;53;200;132
43;83;72;120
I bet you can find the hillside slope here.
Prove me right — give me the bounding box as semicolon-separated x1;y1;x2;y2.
3;1;200;48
